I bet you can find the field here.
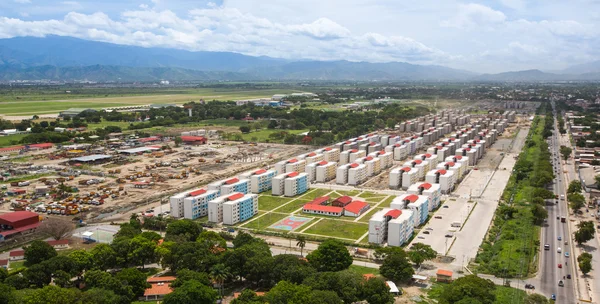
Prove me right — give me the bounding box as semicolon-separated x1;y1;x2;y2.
239;188;394;243
427;282;528;304
239;129;309;142
0;134;27;146
0;88;299;116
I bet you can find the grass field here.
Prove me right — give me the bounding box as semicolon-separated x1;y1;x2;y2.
298;188;333;201
274;198;312;214
0;88;299;116
427;282;528;304
349;265;380;276
258;195;293;211
239;129;309;142
303;219;368;240
0;134;27;146
358;207;384;223
379;196;395;207
241;212;289;230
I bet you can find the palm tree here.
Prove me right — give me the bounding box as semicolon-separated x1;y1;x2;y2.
296;235;307;257
210;263;230;298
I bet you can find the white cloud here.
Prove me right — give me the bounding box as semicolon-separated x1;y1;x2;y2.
14;0;31;3
441;3;506;29
498;0;525;10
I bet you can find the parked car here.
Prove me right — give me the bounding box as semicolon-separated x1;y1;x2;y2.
558;280;564;287
565;252;570;257
558;236;562;241
551;294;556;300
558;264;562;268
524;284;535;289
423;231;430;234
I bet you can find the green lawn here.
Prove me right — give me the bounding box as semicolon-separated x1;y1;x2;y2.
299;189;333;201
9;260;25;270
349;264;380;276
87;120;133;130
427;282;529;304
379;196;395;207
0;134;27;147
303;219;369;240
358;191;386;199
358;207;384;223
258;195;293;211
241;212;289;230
335;190;362;197
274;198;312;214
239;129;308;143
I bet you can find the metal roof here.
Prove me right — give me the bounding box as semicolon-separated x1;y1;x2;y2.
117;147;160;154
70;154;112;162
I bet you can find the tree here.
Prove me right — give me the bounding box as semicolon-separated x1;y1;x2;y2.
568;192;585;212
296;235;307;257
163;280;218;304
90;243;117;271
306;239;352;272
4;274;29;290
174;136;183;147
210;263;230;298
361;277;395;304
165;219;202;242
115;268;149;298
531;204;548;225
271;254;315;285
53;270;73;288
127;235;158;268
578;253;593;275
408;243;437;267
69;249;93;275
240;126;251;133
439;275;496;304
0;283;16;304
386;118;396;129
80;288;123;304
15;285;81;304
171;269;211;288
232;231;257;248
162;241;220;273
197;230;227;249
232;289;267;304
567;180;582;194
307;290;343;304
24;240;57;266
23;264;52;288
560;145;572;161
39;218;74;240
575;221;596;245
266;281;312;304
379;248;414;283
524;293;550;304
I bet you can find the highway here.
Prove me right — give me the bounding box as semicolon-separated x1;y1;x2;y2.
538;101;576;302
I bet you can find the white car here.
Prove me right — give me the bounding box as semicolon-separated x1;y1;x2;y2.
557;247;562;253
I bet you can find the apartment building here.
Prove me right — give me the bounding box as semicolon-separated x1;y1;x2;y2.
389;166;419;189
219;193;259;225
455;147;478;166
220;178;250;195
336;163;351;184
388;209;415;247
240;169;276;194
369;150;393;169
169;190;193;218
437;161;465;179
425;169;456;194
304;152;324;164
415;153;439;169
403;159;428;179
315;161;337;182
389;194;429;227
407;182;441;211
272;172;309;197
348;163;368;185
183;189;219;219
274;158;306;174
323;147;340;162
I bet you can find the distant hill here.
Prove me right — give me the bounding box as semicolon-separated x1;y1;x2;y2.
473;69;564;82
0;36;476;81
560;60;600;75
0;65;251;82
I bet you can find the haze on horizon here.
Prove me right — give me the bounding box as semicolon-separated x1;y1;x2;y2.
0;0;598;74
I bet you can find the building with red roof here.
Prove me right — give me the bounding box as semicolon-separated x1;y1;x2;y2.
0;259;8;270
144;276;176;301
302;204;343;217
307;196;330;206
46;239;69;250
0;146;24;154
27;143;53;150
180;136;207;145
9;250;24;261
332;195;352;207
0;211;40;242
344;201;370;217
408;182;442;211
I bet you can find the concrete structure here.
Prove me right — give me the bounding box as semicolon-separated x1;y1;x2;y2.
388;209;415;246
169;190;192;218
183;189;219;220
348;163;368;185
403;159;429;179
304;152;324;164
386;143;409;161
455;148;478;166
369;150;393;169
0;211;40;242
389;166;419;189
272;172;309;197
390;194;429;227
368;208;414;246
445;155;470;170
425;169;456;194
336;164;351;184
219;178;250;195
208;192;258;224
437;161;465;179
415;153;439;168
407;182;441;211
314;161;337;182
240;169;276;194
344;200;370;217
302;204;343;217
323;147;340;162
274;158;306;174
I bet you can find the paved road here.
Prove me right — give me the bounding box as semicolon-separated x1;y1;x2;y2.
538;102;576;302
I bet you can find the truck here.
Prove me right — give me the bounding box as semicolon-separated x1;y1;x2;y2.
561;216;566;223
451;222;462;228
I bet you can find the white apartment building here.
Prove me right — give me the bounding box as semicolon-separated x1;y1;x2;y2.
323;147;340;162
361;156;381;176
388;210;415;247
407;182;441;211
455;147;478;166
369;150;393;169
336;163;351;184
390;194;429;227
348;149;366;163
169;190;193;218
425;169;456;194
445;155;470;170
348;163;368;185
403;159;428;179
437;161;465;179
183;189;219;220
304;152;324;164
272;172;309;196
389;166;419;189
240;169;276;194
315;161;337;182
274;158;306;174
221;193;259;225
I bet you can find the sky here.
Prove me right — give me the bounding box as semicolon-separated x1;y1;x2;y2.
0;0;599;73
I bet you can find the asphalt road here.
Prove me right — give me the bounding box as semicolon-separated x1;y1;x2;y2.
538;102;576;302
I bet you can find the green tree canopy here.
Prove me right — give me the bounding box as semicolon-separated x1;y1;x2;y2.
165;219;202;242
24;240;57;266
379;248;414;283
162;280;218;304
306;239;352;272
408;243;437;267
575;221;596;245
439;275;496;304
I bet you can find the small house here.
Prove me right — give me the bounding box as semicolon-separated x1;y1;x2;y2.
436;269;453;282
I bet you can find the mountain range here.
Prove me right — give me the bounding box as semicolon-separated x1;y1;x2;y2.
1;36;599;82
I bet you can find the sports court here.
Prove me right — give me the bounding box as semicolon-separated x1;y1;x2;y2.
269;216;312;231
72;225;119;244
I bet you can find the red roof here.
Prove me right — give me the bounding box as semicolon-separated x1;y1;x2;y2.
228;193;244;201
370;142;376;146
455;155;463;160
0;260;7;266
465;148;471;151
345;141;352;144
287;172;300;178
425;153;432;158
181;136;206;142
350;149;358;153
419;182;433;190
344;201;369;214
9;250;24;257
189;189;207;196
303;204;343;213
401;167;411;172
384;209;402;219
436;146;443;149
324;147;332;151
307;152;317;157
0;146;24;152
254;169;267;175
144;282;174;297
47;239;69;246
404;139;410;143
349;163;359;168
288;158;298;163
404;194;419;203
0;211;38;223
446;162;455;167
437;169;448;175
308;196;330;205
394;143;401;147
365;156;373;161
0;222;40;237
317;160;328;166
379;150;386;154
334;196;352;204
437;269;453;277
225;178;239;185
413;159;422;164
139;136;160;143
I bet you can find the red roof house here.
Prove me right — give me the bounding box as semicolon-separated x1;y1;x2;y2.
144;276;176;300
332;196;352;207
9;250;24;261
344;201;370;217
302;204;343;216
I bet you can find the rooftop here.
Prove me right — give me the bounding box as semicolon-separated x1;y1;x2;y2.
419;183;433;190
345;201;369;214
0;211;39;223
437;269;453;277
303;204;343;213
228;193;244;201
404;194;419;203
225;178;240;185
384;209;402;219
189;189;207;196
70;154;112;162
